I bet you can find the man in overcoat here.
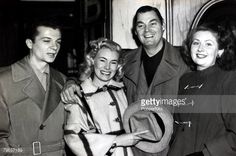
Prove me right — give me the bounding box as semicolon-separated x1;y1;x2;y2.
0;18;66;156
122;5;188;156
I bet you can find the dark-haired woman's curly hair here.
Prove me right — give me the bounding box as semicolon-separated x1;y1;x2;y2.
181;22;236;71
78;38;124;82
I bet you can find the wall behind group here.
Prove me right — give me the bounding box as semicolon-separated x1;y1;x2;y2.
112;0;209;48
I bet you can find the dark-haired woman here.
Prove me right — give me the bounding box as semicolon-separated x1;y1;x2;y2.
168;23;236;156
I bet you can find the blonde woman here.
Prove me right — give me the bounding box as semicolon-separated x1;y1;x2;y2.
64;38;143;156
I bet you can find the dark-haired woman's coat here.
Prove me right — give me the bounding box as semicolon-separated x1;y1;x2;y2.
168;66;236;156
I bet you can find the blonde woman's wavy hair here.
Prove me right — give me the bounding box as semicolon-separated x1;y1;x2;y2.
79;38;124;82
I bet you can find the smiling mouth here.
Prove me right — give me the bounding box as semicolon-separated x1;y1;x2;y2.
144;34;153;38
47;53;56;57
100;71;111;76
196;53;207;58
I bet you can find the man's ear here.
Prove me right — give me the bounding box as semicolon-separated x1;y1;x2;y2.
134;30;137;36
25;39;33;49
162;23;166;32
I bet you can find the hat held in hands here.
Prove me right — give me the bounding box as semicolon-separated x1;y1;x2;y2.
123;101;173;153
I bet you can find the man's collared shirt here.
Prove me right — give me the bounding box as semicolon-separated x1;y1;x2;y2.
28;56;49;91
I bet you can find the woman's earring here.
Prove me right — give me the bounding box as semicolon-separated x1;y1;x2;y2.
217;50;224;58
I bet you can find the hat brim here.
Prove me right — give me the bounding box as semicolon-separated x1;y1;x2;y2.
123;101;173;153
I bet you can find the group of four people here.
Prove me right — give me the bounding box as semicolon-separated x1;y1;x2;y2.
0;5;236;156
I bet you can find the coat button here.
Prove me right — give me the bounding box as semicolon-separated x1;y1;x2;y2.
114;117;121;122
110;102;116;106
102;86;107;92
39;124;46;130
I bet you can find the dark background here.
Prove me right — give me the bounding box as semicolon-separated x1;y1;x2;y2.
0;0;111;77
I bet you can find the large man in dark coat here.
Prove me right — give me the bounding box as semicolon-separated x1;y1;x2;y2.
122;5;188;156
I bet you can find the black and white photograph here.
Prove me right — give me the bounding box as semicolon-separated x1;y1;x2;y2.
0;0;236;156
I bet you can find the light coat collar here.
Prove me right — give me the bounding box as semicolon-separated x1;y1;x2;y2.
12;57;64;122
81;78;124;94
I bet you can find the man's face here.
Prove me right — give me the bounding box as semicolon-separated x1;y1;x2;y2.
27;26;61;64
135;10;163;49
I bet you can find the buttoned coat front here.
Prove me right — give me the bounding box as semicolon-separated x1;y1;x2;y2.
64;78;133;156
0;57;66;156
168;66;236;156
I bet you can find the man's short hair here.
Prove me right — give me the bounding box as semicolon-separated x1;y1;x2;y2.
25;17;62;42
132;5;164;29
